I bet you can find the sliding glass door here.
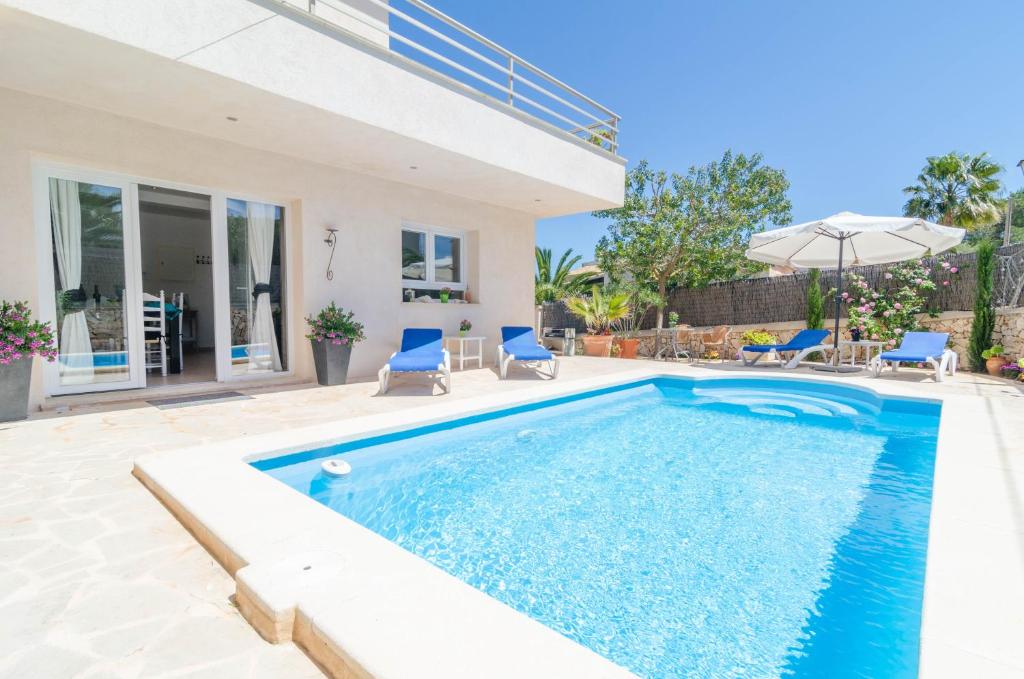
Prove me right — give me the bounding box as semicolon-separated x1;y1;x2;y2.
40;171;143;393
225;198;287;376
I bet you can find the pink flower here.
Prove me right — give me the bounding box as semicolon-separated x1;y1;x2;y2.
941;262;950;269
950;266;958;273
332;338;342;345
914;278;923;285
924;269;931;276
894;303;902;310
883;310;892;317
859;297;866;304
884;272;893;280
872;293;879;299
895;328;903;334
942;280;950;286
841;292;849;299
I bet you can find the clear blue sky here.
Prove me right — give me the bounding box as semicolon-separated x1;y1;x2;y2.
430;0;1024;262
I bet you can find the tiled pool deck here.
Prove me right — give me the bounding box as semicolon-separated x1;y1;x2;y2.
2;357;1023;678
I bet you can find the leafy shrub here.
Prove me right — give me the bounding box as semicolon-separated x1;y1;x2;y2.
0;300;56;365
968;240;996;371
305;302;365;345
980;345;1005;359
740;329;778;346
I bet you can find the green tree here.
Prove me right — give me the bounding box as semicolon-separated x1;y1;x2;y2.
594;152;791;330
564;285;630;335
968;240;997;371
806;268;824;331
964;189;1024;246
534;247;588;305
902;152;1003;228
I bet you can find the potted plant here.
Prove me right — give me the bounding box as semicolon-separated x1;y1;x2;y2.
439;287;451;303
739;329;778;363
0;300;56;422
459;319;471;337
981;345;1008;376
998;360;1021;381
611;284;662;359
306;302;365;386
565;286;630;357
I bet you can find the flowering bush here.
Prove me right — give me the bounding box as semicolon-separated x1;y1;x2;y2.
0;301;56;365
305;302;365;346
740;329;778;346
999;360;1024;383
839;259;958;348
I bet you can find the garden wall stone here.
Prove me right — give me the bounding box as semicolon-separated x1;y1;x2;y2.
625;307;1024;361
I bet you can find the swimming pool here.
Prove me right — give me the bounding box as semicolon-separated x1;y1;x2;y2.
255;377;940;678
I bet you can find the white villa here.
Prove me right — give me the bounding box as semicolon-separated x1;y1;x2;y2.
3;4;1022;679
0;0;624;407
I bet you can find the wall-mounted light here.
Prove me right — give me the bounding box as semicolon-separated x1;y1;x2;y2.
324;227;339;281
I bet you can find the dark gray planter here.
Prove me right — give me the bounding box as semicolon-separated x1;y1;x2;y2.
0;357;33;423
311;340;352;386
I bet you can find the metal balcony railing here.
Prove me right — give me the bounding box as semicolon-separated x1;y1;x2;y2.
285;0;621;155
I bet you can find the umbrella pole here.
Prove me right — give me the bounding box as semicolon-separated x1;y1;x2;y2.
813;233;860;372
832;235;844;364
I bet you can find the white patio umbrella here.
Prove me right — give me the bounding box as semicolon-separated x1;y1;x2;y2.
745;211;965;371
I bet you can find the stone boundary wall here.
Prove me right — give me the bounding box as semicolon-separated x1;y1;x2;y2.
623;308;1024;361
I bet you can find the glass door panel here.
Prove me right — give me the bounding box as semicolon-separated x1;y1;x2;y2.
226;199;286;376
47;177;136;389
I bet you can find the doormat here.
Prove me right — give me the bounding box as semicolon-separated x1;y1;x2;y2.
146;391;252;410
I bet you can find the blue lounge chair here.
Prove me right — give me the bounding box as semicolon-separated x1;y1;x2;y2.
741;328;831;369
378;328;451;394
497;326;559;380
870;331;957;382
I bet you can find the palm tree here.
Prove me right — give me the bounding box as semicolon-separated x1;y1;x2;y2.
564;286;630;335
902;152;1003;228
534;247;588;304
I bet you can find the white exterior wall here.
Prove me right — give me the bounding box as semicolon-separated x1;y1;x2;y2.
0;88;536;407
0;0;625;215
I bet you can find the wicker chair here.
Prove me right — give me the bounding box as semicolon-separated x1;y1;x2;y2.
699;325;730;362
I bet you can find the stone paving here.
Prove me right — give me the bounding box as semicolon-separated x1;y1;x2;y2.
1;357;1022;678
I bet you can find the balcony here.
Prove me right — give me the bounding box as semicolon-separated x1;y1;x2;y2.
288;0;621;156
0;0;626;214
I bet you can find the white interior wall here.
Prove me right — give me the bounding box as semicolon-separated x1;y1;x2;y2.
139;206;216;348
0;88;537;408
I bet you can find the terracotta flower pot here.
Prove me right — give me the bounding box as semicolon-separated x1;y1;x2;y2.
582;335;614;357
985;356;1008;376
614;337;640;359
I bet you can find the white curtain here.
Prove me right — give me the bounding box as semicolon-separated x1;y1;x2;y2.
246;202;282;372
49;178;94;383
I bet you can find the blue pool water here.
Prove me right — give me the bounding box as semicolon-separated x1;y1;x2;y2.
256;377;940;678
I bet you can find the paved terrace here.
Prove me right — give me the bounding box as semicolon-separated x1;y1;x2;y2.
1;357;1023;678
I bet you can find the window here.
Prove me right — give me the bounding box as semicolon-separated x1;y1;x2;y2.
227;199;287;375
401;224;466;300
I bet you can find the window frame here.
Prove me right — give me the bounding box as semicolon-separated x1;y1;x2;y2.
400;221;467;291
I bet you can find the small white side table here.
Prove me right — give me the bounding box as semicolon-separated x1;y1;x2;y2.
445;335;485;371
838;340;886;367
